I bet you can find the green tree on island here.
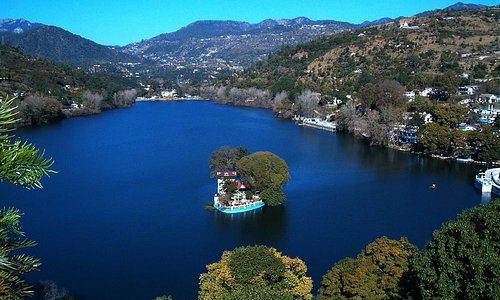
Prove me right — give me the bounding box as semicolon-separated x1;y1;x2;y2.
208;146;248;177
236;152;290;206
198;245;313;300
0;96;55;299
317;237;416;300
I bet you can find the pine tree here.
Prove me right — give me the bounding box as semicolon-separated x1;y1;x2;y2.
0;96;55;299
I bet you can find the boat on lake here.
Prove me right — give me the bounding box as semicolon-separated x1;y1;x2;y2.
213;171;264;213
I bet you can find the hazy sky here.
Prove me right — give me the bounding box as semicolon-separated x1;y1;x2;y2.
3;0;498;46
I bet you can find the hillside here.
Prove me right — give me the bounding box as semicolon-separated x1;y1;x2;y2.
0;25;140;68
0;45;139;126
227;7;499;97
122;18;361;80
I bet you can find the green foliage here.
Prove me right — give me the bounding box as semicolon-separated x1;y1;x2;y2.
260;188;286;206
199;246;313;300
0;97;56;188
208;146;248;178
432;104;467;127
407;198;500;299
0;45;138;126
0;96;55;299
236;152;290;193
221;286;293;300
418;123;452;155
228;246;286;285
469;125;500;162
225;9;498;101
0;208;41;299
407;97;434;113
317;237;416;300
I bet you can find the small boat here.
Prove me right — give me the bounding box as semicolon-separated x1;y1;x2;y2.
430;183;437;189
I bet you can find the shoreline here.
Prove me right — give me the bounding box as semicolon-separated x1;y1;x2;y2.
136;96;207;102
204;99;499;167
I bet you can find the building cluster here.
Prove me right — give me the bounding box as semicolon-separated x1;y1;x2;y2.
396;86;499;146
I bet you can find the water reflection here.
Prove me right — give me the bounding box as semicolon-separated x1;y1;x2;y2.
212;205;287;244
480;192;493;204
335;133;479;182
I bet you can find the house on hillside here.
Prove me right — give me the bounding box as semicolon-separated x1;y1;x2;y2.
419;87;434;97
404;91;416;101
399;21;420;29
398;126;419;145
161;89;177;98
457;85;479;96
478;94;499;103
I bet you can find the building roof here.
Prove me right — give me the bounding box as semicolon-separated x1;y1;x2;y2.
217;171;237;177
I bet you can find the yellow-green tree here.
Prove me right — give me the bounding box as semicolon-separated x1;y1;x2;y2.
317;237;416;300
199;245;312;300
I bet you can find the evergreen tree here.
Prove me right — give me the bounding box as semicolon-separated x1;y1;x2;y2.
0;96;55;299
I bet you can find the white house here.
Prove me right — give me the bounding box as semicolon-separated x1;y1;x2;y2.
161;89;177;98
458;98;474;105
399;21;420;29
420;112;433;124
457;85;479;96
419;87;434;97
479;94;499;103
404;91;416;101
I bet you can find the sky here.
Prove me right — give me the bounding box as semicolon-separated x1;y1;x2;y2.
2;0;499;46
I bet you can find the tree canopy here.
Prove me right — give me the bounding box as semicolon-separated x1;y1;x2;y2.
236;151;290;206
432;104;467;127
407;198;500;299
317;237;416;300
199;245;312;300
208;146;248;178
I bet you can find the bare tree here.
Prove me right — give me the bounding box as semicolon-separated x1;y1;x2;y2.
297;90;320;117
377;80;406;109
216;86;228;103
113;89;137;107
273;91;289;111
336;100;358;131
229;87;248;105
82;90;104;111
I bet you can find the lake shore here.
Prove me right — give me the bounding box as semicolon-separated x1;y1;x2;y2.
136;96;207;102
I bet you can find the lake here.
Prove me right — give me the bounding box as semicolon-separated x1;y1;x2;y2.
0;101;488;299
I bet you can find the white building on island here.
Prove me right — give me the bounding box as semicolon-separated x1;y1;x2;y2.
213;171;264;214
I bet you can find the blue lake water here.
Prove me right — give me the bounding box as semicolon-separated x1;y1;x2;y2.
0;101;488;299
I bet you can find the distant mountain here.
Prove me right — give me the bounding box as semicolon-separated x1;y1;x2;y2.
0;25;139;67
444;2;487;10
359;17;394;27
122;17;358;80
0;18;43;34
416;2;488;16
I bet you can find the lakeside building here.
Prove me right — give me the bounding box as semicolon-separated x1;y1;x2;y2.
213;171;264;214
